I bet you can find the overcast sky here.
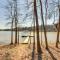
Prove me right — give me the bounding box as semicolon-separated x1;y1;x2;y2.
0;0;59;29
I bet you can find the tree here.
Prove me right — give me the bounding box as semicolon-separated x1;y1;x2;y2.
39;0;48;49
5;0;14;44
34;0;42;53
13;0;18;44
56;0;60;48
48;0;60;48
17;26;19;44
6;0;19;44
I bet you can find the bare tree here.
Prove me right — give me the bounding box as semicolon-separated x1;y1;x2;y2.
45;0;60;48
5;0;20;44
17;25;19;44
39;0;48;49
56;0;60;48
34;0;42;53
13;0;18;44
5;0;14;44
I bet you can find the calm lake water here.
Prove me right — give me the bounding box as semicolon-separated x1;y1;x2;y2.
0;31;60;45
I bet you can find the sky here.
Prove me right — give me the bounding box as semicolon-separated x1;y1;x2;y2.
0;0;59;29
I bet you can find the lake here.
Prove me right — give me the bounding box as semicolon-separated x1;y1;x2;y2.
0;31;60;45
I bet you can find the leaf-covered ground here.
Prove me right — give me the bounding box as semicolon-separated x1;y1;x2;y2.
0;44;60;60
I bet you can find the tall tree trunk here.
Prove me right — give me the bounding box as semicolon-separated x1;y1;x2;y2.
31;15;36;60
14;0;18;44
15;21;18;44
33;13;35;47
10;4;13;45
34;0;41;53
56;6;60;48
39;0;48;49
45;0;48;36
41;24;42;45
18;29;19;44
11;19;13;44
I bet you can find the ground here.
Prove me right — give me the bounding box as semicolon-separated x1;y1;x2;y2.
0;44;32;60
0;43;60;60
